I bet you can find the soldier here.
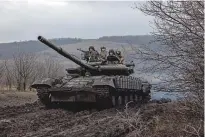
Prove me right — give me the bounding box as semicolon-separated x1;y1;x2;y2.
107;49;118;64
108;49;115;56
99;46;107;62
116;50;124;64
77;48;90;62
88;46;99;62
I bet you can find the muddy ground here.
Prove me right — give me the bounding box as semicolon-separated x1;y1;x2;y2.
0;91;203;137
0;91;37;107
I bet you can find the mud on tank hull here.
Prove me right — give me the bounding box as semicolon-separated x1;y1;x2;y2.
32;76;151;110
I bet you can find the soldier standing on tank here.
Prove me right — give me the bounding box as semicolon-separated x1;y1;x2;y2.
99;46;107;62
77;48;90;62
88;46;99;62
116;50;124;64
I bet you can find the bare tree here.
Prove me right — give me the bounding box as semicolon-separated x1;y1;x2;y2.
3;60;14;90
29;61;45;85
134;1;203;93
0;61;5;81
134;1;204;118
42;57;63;78
0;61;5;90
13;52;37;91
29;56;64;85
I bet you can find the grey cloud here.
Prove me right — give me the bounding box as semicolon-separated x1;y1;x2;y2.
0;1;153;43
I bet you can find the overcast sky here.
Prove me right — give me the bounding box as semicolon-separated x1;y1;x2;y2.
0;0;153;43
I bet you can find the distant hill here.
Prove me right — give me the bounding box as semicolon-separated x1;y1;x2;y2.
98;35;161;51
98;35;154;45
0;38;82;59
0;35;159;59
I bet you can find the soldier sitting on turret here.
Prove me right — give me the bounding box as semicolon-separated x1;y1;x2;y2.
107;49;118;64
99;46;107;62
116;50;124;64
88;46;99;62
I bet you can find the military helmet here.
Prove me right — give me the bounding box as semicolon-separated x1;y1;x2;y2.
116;50;121;55
101;46;106;49
89;46;95;50
109;49;115;53
109;49;115;55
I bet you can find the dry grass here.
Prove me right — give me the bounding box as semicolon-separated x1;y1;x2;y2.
118;100;204;137
62;100;204;137
73;100;203;137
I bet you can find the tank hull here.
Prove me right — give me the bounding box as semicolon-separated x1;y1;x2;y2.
33;76;151;110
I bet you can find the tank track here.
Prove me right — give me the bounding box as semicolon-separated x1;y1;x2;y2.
95;86;112;110
95;85;150;110
111;92;150;106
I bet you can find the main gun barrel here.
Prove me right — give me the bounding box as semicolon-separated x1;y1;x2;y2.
38;36;98;71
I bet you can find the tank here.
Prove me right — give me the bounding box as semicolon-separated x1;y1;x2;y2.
31;36;151;110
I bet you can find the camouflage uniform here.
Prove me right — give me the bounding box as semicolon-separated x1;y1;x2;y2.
107;49;118;64
116;50;124;64
89;46;99;62
100;47;107;61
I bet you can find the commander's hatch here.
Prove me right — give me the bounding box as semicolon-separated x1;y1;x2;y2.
107;55;120;63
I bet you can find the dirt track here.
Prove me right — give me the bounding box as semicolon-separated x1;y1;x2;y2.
0;91;184;137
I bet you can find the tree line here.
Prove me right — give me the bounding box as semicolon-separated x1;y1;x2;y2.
0;52;64;91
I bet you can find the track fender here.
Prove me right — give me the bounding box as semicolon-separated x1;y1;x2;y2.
30;78;54;89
